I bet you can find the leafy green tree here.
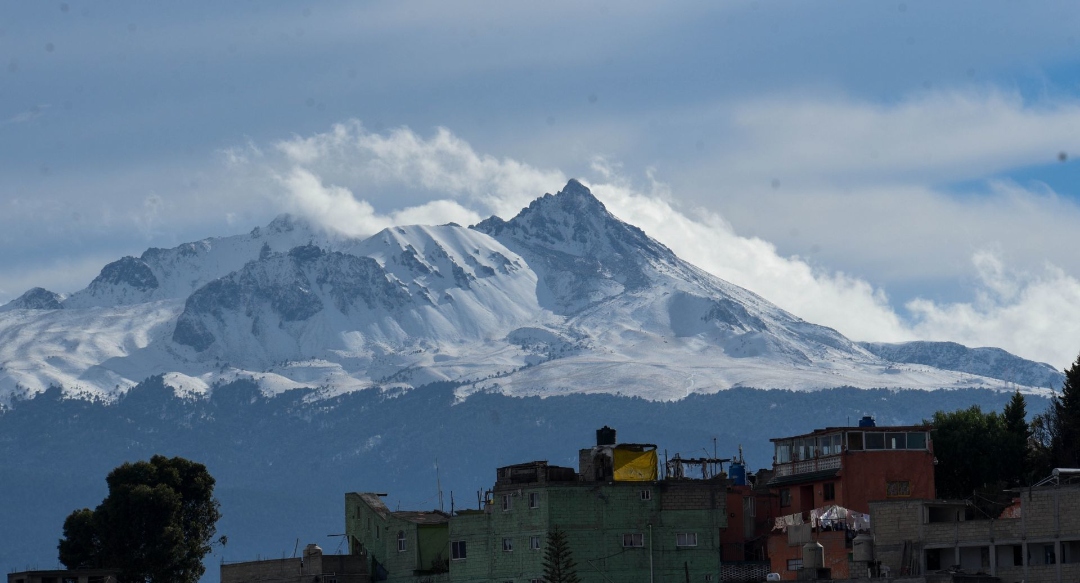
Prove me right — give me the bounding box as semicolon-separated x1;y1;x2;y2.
931;405;1003;499
57;509;102;568
542;526;581;583
58;455;223;583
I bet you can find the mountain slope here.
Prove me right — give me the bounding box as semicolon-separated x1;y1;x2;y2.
860;341;1064;390
0;180;1056;403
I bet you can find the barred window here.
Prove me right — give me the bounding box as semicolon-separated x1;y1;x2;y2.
886;481;911;497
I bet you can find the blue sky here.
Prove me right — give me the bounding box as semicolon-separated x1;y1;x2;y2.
3;1;1080;367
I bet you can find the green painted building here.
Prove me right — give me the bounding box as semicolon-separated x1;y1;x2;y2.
447;459;728;583
347;428;729;583
345;492;451;582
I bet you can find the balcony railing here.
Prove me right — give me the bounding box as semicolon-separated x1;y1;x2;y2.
773;454;842;477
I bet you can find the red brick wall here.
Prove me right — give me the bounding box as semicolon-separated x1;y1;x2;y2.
839;449;935;512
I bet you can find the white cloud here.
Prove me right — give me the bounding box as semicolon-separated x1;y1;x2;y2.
236;120;1080;369
908;255;1080;369
273;122;566;220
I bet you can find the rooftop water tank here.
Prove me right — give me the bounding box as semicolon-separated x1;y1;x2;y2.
596;426;617;446
853;533;874;562
802;542;824;570
858;415;876;427
729;461;747;486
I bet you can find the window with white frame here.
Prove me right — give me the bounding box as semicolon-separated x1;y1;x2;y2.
451;540;467;560
787;558;803;571
640;489;652;501
397;530;406;552
529;492;540;508
502;494;513;511
676;532;698;547
530;535;541;550
622;533;644;547
502;537;514;552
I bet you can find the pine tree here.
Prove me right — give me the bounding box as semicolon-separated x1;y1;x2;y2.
1032;352;1080;474
1053;353;1080;467
1001;390;1029;485
542;526;581;583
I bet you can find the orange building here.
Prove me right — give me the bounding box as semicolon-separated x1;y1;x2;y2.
720;468;778;564
765;418;936;580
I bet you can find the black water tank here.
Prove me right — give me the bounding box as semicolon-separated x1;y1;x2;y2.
858;415;876;427
596;426;617;446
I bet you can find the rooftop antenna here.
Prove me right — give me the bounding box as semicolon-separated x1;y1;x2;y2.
436;458;444;512
292;538;299;558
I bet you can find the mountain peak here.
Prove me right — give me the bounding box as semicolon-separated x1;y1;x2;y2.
0;287;64;312
530;179;607;214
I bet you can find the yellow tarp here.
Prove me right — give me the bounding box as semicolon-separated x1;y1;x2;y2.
612;448;658;481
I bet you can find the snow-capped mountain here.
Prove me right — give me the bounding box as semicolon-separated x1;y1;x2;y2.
0;180;1056;403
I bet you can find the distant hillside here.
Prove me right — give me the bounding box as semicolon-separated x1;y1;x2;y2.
0;376;1043;581
859;341;1064;390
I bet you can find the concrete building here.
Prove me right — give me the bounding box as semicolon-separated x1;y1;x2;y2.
766;418;936;580
870;476;1080;583
345;493;451;582
464;427;731;582
220;543;368;583
7;570;118;583
349;427;736;583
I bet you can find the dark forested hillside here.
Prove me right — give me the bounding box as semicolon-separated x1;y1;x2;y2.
0;378;1036;580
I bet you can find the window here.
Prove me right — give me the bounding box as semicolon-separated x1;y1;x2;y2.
865;432;885;450
375;524;380;539
818;433;842;456
886;481;911;497
676;532;698;547
780;488;791;507
451;540;467;560
793;437;815;460
787;558;803;571
847;432;863;450
745;496;756;517
62;578;77;583
397;530;406;552
325;577;337;583
775;441;792;463
641;489;652;501
531;579;543;583
885;432;907;449
823;482;835;501
622;533;644;547
529;492;540;508
502;494;513;511
531;535;542;550
907;431;927;449
503;537;514;552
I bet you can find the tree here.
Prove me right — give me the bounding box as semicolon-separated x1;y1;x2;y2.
542;526;581;583
930;405;1003;500
58;455;223;583
1033;352;1080;471
1001;390;1030;485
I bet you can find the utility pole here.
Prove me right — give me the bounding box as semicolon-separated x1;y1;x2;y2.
649;523;655;583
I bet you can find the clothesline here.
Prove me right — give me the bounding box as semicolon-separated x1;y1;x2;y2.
772;504;870;533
